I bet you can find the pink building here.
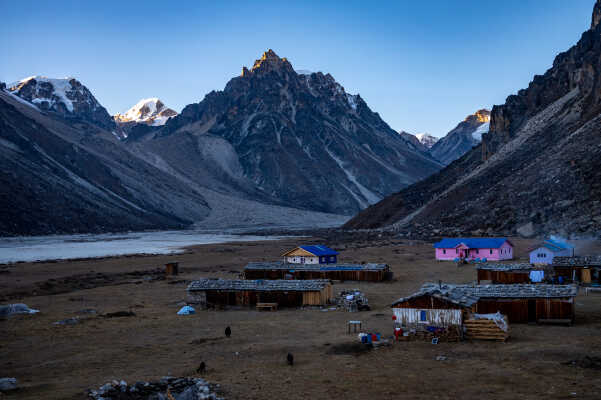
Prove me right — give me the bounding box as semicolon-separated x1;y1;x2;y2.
434;238;514;261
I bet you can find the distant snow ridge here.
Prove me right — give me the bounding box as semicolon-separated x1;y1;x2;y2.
415;133;438;149
114;98;177;126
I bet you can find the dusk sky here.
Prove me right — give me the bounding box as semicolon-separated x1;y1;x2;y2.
0;0;594;137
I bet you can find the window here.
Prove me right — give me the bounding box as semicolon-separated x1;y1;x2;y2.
330;256;335;262
456;248;459;254
476;249;479;254
443;249;446;254
420;310;427;322
490;249;493;255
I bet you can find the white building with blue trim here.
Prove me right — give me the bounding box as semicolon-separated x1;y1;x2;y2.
529;239;574;265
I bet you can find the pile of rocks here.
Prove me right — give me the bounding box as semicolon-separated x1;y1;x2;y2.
87;376;222;400
336;289;369;312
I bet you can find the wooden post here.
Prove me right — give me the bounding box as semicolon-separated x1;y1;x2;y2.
165;262;179;276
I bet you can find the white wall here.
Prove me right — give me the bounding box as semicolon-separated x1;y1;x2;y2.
393;308;462;326
529;247;554;264
287;256;318;264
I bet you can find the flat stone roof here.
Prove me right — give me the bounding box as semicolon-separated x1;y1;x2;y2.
476;263;535;271
553;256;601;267
243;261;388;272
187;278;331;292
392;283;578;308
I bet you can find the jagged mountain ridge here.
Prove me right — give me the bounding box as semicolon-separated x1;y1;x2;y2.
0;86;349;236
2;49;444;234
135;49;443;215
345;1;601;237
429;109;490;165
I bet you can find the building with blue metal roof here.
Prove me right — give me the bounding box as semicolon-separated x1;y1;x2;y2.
433;237;514;261
282;245;339;264
529;238;574;265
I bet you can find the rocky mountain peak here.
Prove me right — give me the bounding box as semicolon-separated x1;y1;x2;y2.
249;49;293;75
160;50;442;215
428;108;491;165
593;0;601;29
6;76;116;131
468;109;490;123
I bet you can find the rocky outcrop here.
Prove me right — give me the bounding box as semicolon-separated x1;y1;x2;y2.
485;5;601;160
593;0;601;29
430;109;490;165
345;3;601;238
6;76;116;131
138;49;442;215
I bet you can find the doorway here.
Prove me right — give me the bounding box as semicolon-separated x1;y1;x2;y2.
528;300;537;323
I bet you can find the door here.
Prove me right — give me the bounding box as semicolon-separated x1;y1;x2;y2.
528;300;537;323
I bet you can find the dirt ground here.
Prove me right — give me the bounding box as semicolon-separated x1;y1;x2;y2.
1;236;601;399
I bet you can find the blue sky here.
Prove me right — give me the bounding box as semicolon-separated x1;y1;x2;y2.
0;0;594;137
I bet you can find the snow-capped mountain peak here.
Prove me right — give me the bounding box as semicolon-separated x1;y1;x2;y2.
415;133;438;149
5;75;116;130
8;76;90;113
114;98;177;126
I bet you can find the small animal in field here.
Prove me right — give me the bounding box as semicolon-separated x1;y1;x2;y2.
196;361;206;373
287;353;294;366
225;326;231;337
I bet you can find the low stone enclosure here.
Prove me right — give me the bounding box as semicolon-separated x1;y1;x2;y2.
243;262;392;282
187;279;333;308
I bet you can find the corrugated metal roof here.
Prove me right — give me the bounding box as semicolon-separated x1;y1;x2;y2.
530;239;574;253
299;245;339;256
244;261;387;272
553;256;601;267
476;263;535;271
433;238;510;249
187;279;330;292
545;239;574;250
391;283;577;307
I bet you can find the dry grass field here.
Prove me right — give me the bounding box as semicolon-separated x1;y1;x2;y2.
1;236;601;399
